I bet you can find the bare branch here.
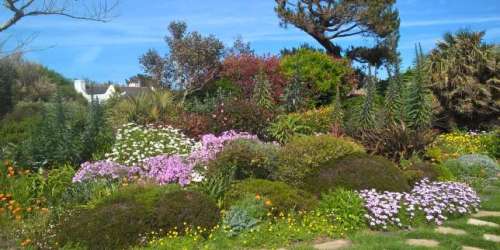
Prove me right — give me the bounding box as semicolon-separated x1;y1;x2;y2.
0;0;119;32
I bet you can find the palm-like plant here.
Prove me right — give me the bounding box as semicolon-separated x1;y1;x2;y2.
428;30;499;128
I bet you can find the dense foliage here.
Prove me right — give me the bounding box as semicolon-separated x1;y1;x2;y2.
224;179;317;213
276;135;365;187
303;153;410;194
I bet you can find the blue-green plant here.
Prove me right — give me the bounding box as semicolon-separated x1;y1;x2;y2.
223;194;267;236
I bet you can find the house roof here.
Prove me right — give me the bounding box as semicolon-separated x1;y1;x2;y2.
118;86;152;97
86;85;111;95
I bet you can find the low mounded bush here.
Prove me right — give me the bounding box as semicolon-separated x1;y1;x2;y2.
456;154;499;178
303;153;410;194
442;154;499;191
224;179;317;213
56;185;218;249
153;190;220;234
276;135;365;187
403;161;455;185
207;139;279;180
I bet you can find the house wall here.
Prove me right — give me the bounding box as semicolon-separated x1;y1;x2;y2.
73;80;115;103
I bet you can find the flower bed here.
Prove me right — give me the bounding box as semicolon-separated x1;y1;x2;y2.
359;179;480;230
73;130;257;185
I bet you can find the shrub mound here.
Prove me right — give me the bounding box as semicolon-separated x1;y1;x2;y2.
153;190;220;233
456;154;499;178
207;139;279;180
224;179;317;213
304;153;410;194
56;185;219;249
276;135;365;186
403;161;455;185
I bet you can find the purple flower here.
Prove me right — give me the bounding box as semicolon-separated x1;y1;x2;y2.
359;179;480;230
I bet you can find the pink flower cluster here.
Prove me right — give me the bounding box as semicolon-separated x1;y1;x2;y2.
73;131;257;186
142;155;192;186
359;179;480;230
188;130;257;165
72;160;130;183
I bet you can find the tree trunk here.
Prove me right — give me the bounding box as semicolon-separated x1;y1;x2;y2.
311;35;342;58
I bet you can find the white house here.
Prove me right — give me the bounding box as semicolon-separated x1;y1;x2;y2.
74;80;117;103
74;79;151;103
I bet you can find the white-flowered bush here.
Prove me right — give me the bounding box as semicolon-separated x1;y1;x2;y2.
359;179;480;230
105;123;199;166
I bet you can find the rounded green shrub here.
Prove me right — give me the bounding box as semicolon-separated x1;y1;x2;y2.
56;184;218;249
224;179;317;213
207;139;279;180
276;135;365;186
153;190;220;234
456;154;499;178
303;153;410;194
403;162;455;185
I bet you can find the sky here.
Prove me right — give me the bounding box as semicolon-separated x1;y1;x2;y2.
1;0;499;83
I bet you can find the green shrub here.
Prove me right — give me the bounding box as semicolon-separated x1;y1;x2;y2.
268;106;335;143
403;161;455;185
56;185;218;249
303;153;410;194
153;190;220;234
207;139;279;180
442;154;499;191
57;193;153;249
224;179;317;213
276;135;364;186
457;154;499;178
280;48;352;105
317;188;367;232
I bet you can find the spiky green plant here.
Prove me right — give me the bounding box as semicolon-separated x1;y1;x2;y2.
252;69;274;110
405;44;432;130
357;68;377;130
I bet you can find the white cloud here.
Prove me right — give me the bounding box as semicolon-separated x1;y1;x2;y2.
402;16;500;27
75;46;103;64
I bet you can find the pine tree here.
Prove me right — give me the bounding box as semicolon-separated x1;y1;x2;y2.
405;44;432;130
252;69;274;110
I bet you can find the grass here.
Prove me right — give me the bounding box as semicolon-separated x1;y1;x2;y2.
348;178;500;250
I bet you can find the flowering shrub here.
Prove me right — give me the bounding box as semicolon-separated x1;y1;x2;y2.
142;155;192;186
72;160;130;183
359;179;480;230
105;123;198;166
74;131;257;185
426;131;495;163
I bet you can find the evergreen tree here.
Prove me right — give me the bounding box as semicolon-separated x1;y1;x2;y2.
252;69;274;110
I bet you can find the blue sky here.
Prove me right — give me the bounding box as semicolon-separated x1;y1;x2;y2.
1;0;499;83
